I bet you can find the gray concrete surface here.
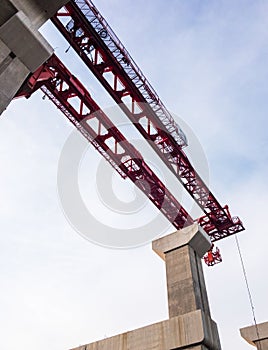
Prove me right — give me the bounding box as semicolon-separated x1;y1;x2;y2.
153;224;212;318
240;321;268;349
69;225;221;350
0;39;29;113
0;0;68;115
8;0;68;28
152;223;211;260
70;310;220;350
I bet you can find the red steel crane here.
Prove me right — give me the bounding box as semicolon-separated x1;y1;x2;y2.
51;1;244;241
14;0;244;265
16;54;193;230
51;2;244;237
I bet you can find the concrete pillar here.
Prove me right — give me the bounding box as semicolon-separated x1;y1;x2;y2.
240;321;268;349
151;223;222;350
68;224;222;350
0;0;68;115
152;223;211;318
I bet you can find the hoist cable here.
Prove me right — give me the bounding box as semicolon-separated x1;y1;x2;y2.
235;235;262;349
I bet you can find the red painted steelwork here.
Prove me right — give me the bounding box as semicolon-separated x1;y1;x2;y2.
16;54;193;230
204;245;223;266
51;0;244;242
54;1;188;148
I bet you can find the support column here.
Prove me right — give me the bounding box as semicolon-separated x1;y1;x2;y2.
69;224;222;350
152;223;221;349
240;321;268;349
0;0;68;115
152;223;211;318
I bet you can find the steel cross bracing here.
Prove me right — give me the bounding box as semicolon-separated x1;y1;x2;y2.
16;54;193;230
51;0;244;241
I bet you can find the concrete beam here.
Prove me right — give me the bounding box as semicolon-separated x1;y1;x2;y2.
0;39;29;115
9;0;68;28
0;39;11;64
240;321;268;349
152;223;211;260
0;0;68;114
0;10;53;72
0;0;17;26
70;310;220;350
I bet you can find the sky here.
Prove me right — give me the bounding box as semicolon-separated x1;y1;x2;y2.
1;0;268;349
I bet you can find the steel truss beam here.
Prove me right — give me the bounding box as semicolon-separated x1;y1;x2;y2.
51;0;244;241
16;54;193;231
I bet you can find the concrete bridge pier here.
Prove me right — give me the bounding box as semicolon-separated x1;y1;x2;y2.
152;223;222;350
70;224;222;350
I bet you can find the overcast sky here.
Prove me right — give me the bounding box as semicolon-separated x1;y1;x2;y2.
1;0;268;349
